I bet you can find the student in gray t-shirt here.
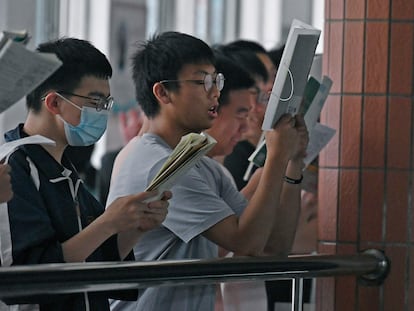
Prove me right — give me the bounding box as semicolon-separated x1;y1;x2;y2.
107;31;307;311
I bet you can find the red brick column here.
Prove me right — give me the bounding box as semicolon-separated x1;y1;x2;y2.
317;0;414;310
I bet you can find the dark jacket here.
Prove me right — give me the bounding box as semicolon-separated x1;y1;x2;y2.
2;124;137;311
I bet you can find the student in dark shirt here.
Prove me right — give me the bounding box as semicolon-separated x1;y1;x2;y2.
2;37;170;311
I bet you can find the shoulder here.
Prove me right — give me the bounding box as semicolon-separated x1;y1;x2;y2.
7;148;31;173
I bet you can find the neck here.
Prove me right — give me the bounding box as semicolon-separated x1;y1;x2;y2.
147;117;199;149
23;112;67;163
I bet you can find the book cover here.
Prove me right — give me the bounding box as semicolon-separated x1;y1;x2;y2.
262;19;321;131
303;76;333;131
301;76;321;115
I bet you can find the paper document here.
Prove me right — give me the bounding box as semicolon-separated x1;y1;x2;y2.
248;75;334;169
145;132;216;201
248;123;335;169
303;123;336;167
0;38;62;113
0;135;55;162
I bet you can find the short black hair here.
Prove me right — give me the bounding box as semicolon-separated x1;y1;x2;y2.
131;31;215;117
213;52;255;110
225;39;267;54
26;38;112;112
216;44;268;83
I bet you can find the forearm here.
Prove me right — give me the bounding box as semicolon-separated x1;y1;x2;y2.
117;230;145;259
240;168;262;201
264;159;303;256
236;151;289;254
61;215;115;262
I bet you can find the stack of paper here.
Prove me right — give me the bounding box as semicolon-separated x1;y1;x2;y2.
0;29;62;113
145;132;216;196
248;75;335;168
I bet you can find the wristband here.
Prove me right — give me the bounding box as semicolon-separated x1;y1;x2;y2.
284;174;303;184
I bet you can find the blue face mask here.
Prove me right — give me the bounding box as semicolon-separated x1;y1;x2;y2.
57;93;108;146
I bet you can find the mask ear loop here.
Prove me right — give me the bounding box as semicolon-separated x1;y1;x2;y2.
279;67;294;102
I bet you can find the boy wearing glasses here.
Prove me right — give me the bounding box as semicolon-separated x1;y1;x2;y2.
107;31;304;311
2;38;170;311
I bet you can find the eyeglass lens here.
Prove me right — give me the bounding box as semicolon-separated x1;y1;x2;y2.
204;73;225;92
96;97;114;111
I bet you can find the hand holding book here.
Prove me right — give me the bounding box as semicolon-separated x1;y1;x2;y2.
248;75;335;168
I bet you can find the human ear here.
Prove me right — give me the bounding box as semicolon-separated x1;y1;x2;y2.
43;92;61;114
153;82;171;105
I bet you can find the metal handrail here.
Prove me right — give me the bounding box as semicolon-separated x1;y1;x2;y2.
0;249;389;299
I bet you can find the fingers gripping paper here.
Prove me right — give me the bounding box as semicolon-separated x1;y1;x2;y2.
145;132;216;199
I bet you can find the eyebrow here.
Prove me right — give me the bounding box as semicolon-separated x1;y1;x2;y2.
193;69;218;76
237;107;250;113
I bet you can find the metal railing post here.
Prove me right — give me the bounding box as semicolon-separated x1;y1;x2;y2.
291;277;303;311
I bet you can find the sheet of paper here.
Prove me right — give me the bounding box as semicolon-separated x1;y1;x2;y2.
304;76;333;131
0;40;62;113
0;135;55;161
304;123;336;167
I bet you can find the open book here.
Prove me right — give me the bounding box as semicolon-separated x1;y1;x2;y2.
0;29;62;113
248;75;335;168
145;132;216;200
262;19;321;130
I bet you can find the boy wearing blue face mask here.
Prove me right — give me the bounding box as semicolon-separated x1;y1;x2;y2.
2;38;171;311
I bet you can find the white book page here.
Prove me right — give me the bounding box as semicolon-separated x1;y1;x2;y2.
0;135;55;162
0;40;62;113
304;123;336;167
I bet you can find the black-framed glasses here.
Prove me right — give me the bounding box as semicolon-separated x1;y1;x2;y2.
159;73;225;92
57;91;114;111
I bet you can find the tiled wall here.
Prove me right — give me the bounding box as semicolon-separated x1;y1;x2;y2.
317;0;414;310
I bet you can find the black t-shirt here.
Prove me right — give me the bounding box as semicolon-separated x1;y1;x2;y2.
223;140;258;190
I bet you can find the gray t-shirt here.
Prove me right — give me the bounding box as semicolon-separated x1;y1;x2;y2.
107;133;247;311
